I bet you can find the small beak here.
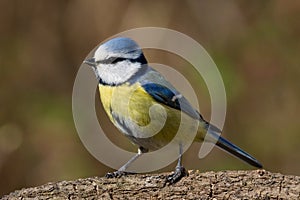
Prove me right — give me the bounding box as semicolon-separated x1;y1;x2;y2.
83;57;96;67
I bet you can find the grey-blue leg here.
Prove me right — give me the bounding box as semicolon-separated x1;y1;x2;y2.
106;147;147;178
166;143;188;184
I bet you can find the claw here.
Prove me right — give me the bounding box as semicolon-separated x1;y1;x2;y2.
105;171;136;178
166;166;188;184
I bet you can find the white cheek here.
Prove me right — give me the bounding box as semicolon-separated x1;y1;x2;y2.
96;61;142;85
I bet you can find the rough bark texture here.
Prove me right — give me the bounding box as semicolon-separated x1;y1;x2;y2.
1;170;300;200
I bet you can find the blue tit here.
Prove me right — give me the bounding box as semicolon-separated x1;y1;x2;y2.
84;37;262;183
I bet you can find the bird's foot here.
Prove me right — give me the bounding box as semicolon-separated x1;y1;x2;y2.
105;171;136;178
166;166;188;184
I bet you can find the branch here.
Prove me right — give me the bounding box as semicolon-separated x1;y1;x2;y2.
2;170;299;199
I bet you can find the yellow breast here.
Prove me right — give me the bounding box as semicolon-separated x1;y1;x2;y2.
99;82;153;126
98;82;201;150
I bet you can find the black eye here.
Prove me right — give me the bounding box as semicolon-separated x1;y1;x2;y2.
111;57;127;64
96;57;127;64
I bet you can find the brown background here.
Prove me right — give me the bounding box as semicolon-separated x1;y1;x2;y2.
0;0;299;196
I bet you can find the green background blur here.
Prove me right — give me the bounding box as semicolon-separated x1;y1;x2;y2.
1;0;300;196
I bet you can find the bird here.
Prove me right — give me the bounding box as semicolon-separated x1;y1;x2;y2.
84;37;262;183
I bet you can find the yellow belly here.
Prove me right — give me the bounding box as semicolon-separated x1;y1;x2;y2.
98;82;204;150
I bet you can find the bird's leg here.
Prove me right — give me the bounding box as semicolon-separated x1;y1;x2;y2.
166;143;188;184
106;147;147;178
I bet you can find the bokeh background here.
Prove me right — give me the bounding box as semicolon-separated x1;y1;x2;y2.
1;0;300;196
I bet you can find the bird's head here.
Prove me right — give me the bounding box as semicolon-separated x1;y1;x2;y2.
84;37;148;86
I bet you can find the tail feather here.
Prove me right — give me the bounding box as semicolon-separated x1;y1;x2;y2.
207;129;263;168
216;135;263;168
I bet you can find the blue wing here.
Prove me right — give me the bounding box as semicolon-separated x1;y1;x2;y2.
142;83;201;120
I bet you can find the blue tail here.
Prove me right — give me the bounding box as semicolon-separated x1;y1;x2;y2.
216;135;263;168
205;124;263;168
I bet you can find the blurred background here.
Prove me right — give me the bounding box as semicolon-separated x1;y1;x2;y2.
1;0;300;196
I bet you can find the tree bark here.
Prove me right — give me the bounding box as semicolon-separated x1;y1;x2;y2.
2;170;300;199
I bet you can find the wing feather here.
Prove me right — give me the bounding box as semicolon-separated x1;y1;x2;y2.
142;83;201;120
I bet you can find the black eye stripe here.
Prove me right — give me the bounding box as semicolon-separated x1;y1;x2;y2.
96;57;123;64
111;57;127;64
97;54;147;65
